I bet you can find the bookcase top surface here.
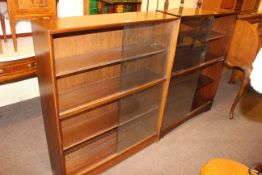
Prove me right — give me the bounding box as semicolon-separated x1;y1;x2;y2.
33;11;179;34
159;8;236;17
238;10;262;19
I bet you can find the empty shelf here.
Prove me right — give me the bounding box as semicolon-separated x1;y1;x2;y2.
56;43;166;77
59;69;164;119
61;102;118;150
65;130;117;175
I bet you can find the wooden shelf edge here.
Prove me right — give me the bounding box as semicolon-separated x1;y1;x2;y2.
59;78;165;119
56;45;166;78
76;134;157;175
119;106;159;127
207;31;224;42
56;59;121;78
172;57;224;77
63;106;159;151
63;125;118;151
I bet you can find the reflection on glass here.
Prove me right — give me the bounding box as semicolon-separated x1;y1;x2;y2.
173;16;213;72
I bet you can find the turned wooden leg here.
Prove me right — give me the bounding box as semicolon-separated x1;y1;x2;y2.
0;37;2;54
9;19;17;52
0;15;7;42
229;70;250;119
228;69;237;84
164;0;169;11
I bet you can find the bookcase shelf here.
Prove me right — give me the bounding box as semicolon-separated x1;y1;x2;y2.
61;84;162;151
65;130;117;175
58;67;164;118
32;12;179;175
207;31;224;41
55;43;166;77
171;57;224;77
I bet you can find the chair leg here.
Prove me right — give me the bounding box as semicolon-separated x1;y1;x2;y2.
9;19;17;52
228;69;243;84
0;15;7;42
229;70;250;119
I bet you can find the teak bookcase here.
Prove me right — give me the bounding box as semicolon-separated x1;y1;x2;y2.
158;8;237;136
32;12;180;175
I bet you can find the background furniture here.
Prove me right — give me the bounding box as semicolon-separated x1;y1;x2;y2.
0;11;7;42
158;7;236;136
229;11;262;84
0;56;36;84
6;0;57;51
200;159;254;175
226;19;261;119
84;0;97;14
202;0;261;12
84;0;141;15
32;12;180;175
97;0;141;14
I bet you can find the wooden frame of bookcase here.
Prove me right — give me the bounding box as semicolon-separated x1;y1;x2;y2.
32;12;180;175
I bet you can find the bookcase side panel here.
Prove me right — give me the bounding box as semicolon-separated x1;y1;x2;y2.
32;23;65;175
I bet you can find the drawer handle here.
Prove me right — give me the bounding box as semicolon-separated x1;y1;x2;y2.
27;63;36;68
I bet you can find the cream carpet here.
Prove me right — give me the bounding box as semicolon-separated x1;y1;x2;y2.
0;69;262;175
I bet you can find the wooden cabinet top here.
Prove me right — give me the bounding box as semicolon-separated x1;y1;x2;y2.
32;11;179;34
238;10;262;19
159;8;237;17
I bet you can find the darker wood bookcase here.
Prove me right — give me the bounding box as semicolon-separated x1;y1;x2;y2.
32;12;180;175
158;8;237;137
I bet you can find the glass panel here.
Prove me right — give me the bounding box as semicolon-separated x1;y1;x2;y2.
120;53;167;91
173;17;213;72
57;21;175;114
61;102;118;150
57;64;121;113
162;71;200;131
205;15;236;62
65;130;117;174
53;28;123;77
122;21;175;75
117;85;162;152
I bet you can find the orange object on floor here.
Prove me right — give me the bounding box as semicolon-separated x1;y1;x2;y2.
200;159;256;175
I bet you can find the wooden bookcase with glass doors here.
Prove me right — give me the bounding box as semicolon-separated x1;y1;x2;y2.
158;8;237;136
32;12;180;175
